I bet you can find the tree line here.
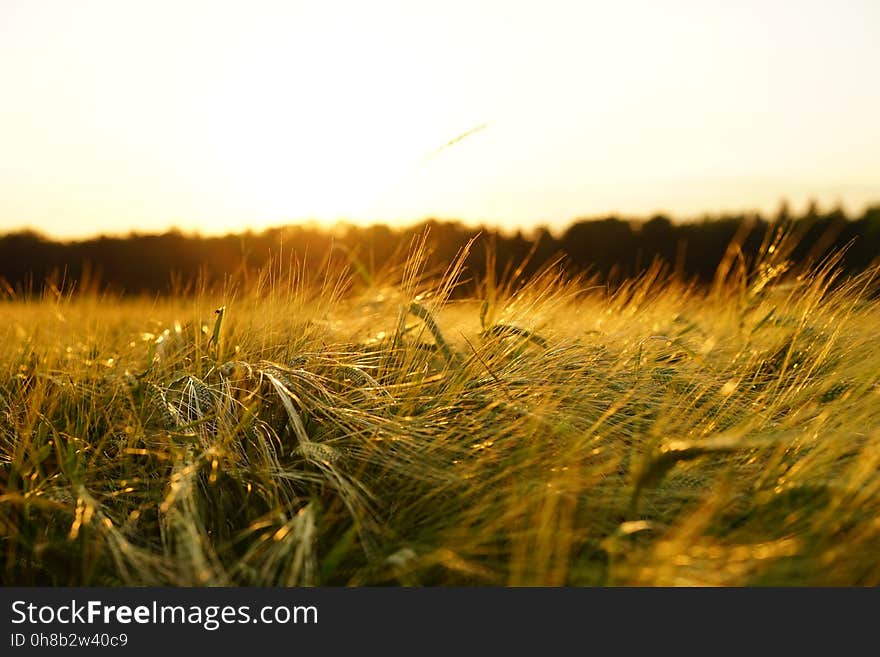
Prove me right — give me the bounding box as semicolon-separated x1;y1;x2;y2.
1;201;879;296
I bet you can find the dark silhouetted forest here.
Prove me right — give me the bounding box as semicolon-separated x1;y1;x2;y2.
1;201;879;296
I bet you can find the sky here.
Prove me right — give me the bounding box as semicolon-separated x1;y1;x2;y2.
1;0;879;239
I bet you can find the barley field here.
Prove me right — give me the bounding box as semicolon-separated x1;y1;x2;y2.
2;228;879;586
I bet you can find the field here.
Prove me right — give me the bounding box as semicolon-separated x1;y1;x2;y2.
2;228;879;586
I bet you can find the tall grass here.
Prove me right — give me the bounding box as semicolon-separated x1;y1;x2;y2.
1;227;879;585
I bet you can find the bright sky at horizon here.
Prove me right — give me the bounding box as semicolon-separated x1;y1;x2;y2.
1;0;879;238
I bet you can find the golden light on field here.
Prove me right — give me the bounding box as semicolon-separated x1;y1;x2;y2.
1;0;879;238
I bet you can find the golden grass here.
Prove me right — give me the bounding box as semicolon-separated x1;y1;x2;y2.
1;229;879;585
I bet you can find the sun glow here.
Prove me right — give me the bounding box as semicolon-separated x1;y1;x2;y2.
198;11;481;227
202;65;462;227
